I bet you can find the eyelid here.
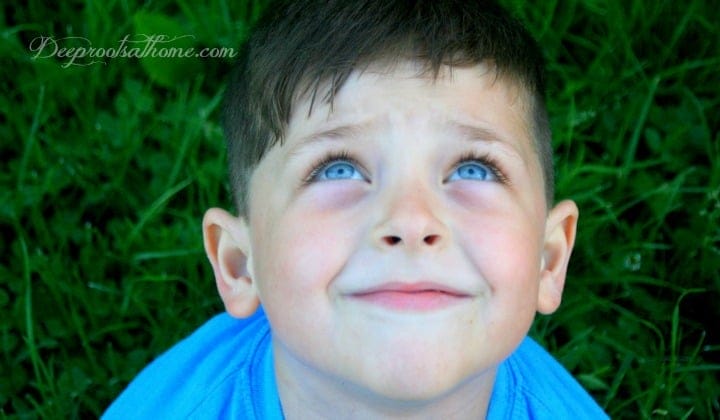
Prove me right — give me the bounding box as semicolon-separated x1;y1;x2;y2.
449;152;508;184
303;150;367;184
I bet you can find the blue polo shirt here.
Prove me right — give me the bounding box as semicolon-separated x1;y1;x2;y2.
104;309;607;419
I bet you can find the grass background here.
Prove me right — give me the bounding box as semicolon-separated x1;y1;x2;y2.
2;0;718;418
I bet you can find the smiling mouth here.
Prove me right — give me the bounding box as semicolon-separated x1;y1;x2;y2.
349;282;472;312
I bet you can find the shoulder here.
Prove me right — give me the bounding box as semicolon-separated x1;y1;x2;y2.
103;309;279;419
488;336;608;419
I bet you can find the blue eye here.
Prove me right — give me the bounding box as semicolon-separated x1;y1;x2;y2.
314;160;364;181
448;161;496;181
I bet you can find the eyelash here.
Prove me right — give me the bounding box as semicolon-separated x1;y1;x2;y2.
453;152;509;184
303;150;361;184
302;150;508;184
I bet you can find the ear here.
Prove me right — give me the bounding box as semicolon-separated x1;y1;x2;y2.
537;199;579;315
202;208;260;318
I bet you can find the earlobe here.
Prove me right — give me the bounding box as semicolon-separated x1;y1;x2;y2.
202;208;260;318
537;199;579;315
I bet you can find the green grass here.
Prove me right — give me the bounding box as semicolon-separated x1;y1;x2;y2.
2;0;719;418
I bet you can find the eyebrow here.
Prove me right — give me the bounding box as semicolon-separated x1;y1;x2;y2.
446;121;527;162
446;121;507;145
290;120;526;162
297;121;506;144
291;122;370;154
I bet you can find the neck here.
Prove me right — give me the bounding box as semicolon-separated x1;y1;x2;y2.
273;340;497;420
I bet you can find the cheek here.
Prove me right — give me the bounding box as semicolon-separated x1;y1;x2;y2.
259;184;368;293
457;208;543;297
253;206;358;302
251;207;361;359
459;214;542;343
449;184;543;278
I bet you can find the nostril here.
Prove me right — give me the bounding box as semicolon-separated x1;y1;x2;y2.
383;235;402;246
423;234;440;245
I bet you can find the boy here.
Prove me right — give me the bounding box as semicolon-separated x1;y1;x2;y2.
106;0;608;418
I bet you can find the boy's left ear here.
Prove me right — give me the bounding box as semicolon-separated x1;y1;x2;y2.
537;199;579;315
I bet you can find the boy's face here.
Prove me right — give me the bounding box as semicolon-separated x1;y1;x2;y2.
207;62;578;405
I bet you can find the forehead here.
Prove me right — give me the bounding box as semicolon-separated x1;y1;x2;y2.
285;62;536;159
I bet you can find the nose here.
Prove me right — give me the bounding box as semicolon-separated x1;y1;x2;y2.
373;186;449;251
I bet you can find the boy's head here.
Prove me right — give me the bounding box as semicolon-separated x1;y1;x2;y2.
205;0;579;414
223;0;554;217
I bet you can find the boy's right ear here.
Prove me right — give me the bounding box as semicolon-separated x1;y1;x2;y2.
202;208;260;318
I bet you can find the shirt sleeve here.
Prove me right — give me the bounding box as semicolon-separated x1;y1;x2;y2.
487;336;609;419
103;309;282;419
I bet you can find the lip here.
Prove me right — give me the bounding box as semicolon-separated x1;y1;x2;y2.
347;282;472;312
